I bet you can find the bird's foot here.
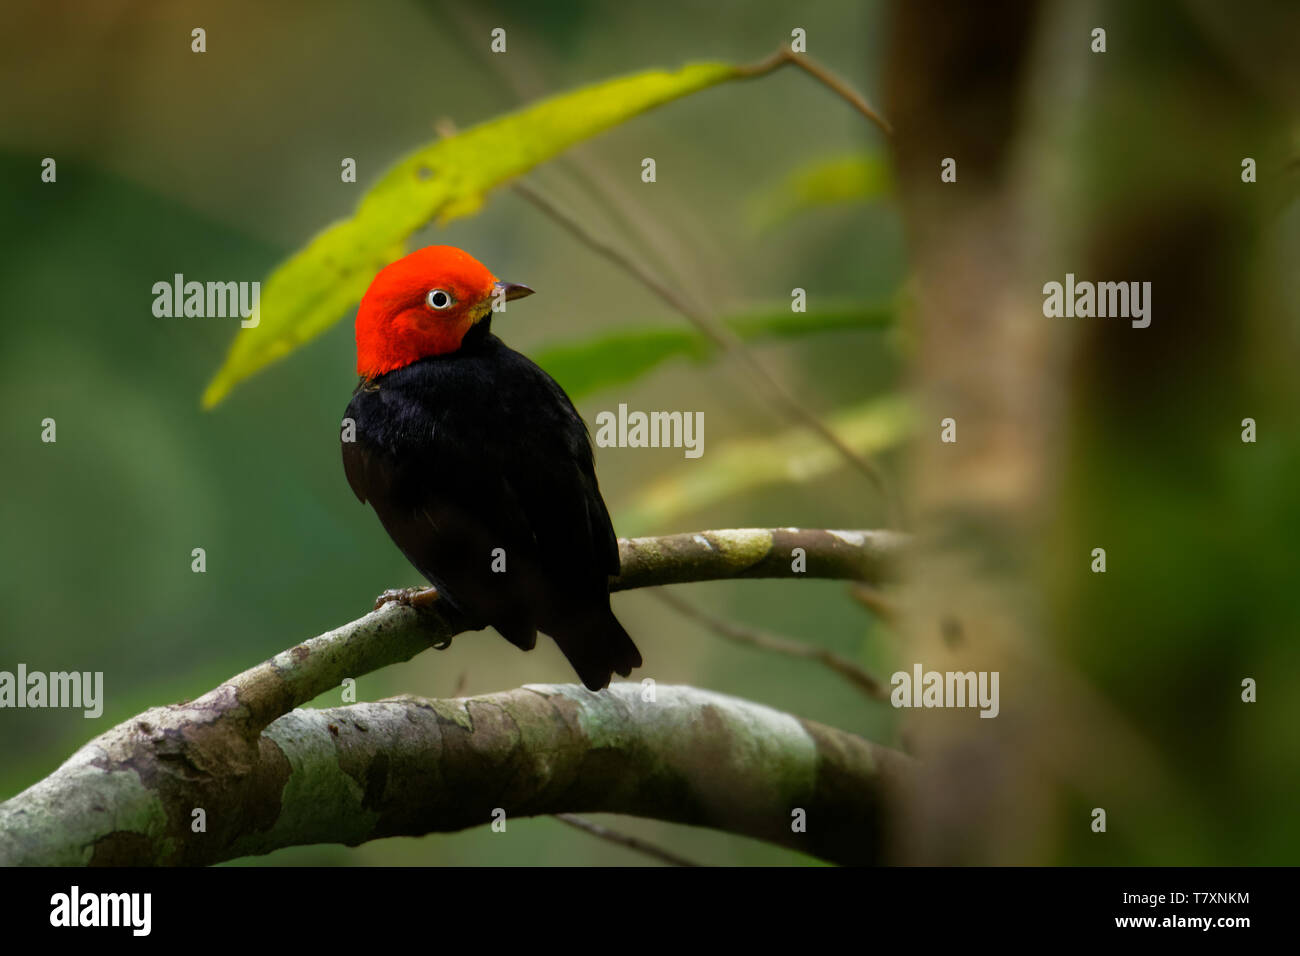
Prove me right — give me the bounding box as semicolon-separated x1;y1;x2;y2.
373;587;456;649
373;586;441;612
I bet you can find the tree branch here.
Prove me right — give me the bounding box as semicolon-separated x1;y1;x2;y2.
553;814;701;867
652;590;890;701
0;686;910;867
0;528;907;866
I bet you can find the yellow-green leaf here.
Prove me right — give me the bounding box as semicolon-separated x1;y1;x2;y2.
202;61;741;409
749;153;891;232
614;394;913;535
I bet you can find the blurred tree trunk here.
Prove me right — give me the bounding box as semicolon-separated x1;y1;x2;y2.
881;0;1298;863
883;0;1055;864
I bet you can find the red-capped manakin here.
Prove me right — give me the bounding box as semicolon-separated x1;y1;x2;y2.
342;246;642;690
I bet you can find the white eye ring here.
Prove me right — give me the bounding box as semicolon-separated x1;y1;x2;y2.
426;289;454;310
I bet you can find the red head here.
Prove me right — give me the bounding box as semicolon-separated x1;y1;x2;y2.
354;246;533;379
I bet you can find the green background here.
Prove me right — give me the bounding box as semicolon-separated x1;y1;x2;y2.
2;0;1296;866
0;0;899;865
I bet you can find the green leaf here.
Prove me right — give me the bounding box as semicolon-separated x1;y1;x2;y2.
613;394;912;536
201;61;742;409
749;153;891;231
535;303;895;401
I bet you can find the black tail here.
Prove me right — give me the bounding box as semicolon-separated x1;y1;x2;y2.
547;607;642;691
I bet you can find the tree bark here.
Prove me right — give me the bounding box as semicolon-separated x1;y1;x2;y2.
0;528;908;866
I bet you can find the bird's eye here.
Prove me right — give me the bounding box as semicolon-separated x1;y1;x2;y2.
426;289;453;310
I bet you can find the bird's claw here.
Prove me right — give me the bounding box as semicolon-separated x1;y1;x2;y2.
373;587;454;649
373;586;441;612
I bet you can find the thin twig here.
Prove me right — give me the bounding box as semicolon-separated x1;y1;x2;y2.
735;45;893;138
848;582;899;623
652;590;889;701
785;52;894;136
512;180;901;526
553;814;700;866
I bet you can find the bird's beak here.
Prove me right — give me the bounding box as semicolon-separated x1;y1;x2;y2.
494;281;535;302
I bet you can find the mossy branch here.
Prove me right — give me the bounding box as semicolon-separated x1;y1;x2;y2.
0;528;907;866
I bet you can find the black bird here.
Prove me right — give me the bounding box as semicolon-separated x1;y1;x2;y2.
341;245;641;690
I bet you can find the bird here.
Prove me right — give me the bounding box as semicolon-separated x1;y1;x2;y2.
341;245;642;690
